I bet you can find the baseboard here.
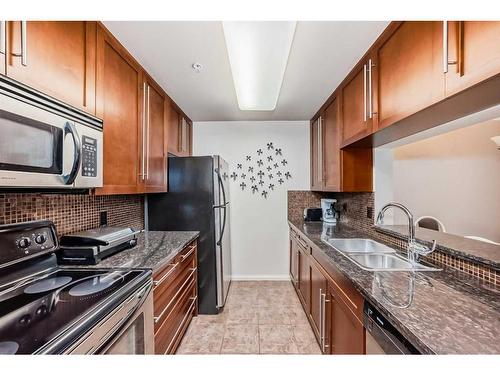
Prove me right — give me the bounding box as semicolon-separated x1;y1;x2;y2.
231;274;291;281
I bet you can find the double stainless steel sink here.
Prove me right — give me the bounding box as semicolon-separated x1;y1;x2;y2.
322;238;440;272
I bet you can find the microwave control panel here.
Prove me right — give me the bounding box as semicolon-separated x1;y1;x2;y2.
82;136;97;177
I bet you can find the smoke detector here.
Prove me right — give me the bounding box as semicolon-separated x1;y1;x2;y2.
192;63;203;73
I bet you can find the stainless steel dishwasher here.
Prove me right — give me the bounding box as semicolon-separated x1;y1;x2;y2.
363;301;421;354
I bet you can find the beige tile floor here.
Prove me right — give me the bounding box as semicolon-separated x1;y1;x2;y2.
177;281;321;354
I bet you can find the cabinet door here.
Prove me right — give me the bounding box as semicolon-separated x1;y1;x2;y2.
289;235;299;286
166;101;180;156
376;21;444;130
95;26;143;195
327;288;365;354
144;79;167;192
445;21;500;96
0;21;5;74
341;61;373;145
6;21;96;114
322;98;341;191
309;260;328;343
310;117;323;190
297;245;310;312
178;117;192;156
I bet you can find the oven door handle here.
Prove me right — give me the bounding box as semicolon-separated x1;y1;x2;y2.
62;122;81;185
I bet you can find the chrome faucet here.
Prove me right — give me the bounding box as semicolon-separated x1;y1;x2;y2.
376;202;437;264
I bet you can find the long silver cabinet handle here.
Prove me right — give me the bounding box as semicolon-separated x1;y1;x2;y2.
319;288;324;350
146;85;150;180
323;293;330;351
141;82;147;180
153;261;179;288
165;296;197;354
21;21;27;66
363;63;367;122
181;245;196;261
0;21;5;55
154;267;197;324
368;59;373;119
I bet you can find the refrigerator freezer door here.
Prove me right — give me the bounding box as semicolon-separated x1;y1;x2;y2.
213;156;232;308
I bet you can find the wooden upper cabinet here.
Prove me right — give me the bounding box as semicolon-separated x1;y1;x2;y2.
322;98;341;191
178;117;192;156
0;22;5;74
166;101;180;156
310;117;323;190
143;76;168;193
6;21;96;114
376;21;444;131
445;21;500;96
95;25;143;195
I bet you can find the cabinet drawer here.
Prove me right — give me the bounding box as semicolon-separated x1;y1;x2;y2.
154;263;197;328
153;242;197;292
154;280;197;354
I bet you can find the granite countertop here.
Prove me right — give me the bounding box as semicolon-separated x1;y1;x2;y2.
84;230;199;272
288;219;500;354
376;224;500;269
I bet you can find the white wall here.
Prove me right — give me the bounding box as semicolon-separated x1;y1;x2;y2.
375;119;500;242
193;121;310;280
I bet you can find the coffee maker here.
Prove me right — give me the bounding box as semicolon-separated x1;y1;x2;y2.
321;198;338;224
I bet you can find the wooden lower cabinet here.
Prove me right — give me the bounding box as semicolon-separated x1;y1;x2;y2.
289;228;365;354
153;240;198;354
289;232;299;287
325;285;365;354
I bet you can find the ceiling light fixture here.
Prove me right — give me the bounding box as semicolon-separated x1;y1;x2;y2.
222;21;297;111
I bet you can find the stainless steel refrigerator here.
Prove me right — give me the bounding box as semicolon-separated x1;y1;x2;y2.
147;156;231;314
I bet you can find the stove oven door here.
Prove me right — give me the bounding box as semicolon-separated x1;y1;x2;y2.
68;282;154;355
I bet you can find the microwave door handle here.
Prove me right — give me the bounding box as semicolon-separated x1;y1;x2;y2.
62;122;82;185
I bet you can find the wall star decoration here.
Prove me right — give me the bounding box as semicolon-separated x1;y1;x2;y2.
222;172;228;180
228;141;293;199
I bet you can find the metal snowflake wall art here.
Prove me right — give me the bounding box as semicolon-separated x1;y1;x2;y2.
228;140;293;199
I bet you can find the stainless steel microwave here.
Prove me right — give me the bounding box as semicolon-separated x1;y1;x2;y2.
0;76;103;189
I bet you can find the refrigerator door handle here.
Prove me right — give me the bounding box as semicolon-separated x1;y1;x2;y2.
215;168;228;246
216;204;228;246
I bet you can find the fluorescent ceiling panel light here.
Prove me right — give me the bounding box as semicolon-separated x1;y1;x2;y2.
223;21;297;111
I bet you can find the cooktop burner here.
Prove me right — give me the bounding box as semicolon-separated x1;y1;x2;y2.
68;273;123;297
24;276;73;294
0;341;19;354
0;267;145;354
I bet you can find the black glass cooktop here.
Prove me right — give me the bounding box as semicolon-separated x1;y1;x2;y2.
0;268;145;354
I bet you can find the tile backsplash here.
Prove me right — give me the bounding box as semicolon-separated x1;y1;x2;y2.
287;190;498;286
0;193;144;236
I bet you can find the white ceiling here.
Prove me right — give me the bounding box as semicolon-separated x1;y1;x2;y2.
104;21;389;122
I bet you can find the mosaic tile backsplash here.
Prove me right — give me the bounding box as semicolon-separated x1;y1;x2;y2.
287;190;498;286
0;193;144;236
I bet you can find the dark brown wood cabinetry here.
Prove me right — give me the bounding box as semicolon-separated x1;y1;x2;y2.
3;21;96;114
167;104;192;157
290;227;365;354
341;57;376;145
95;25;143;195
376;21;444;131
154;240;198;354
310;97;373;192
289;232;300;288
445;21;500;96
143;75;168;193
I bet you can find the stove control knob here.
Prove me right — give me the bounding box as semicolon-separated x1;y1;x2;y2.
36;305;47;316
19;314;31;325
35;234;47;244
18;237;32;249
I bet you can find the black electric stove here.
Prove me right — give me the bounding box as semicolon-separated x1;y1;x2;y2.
0;221;152;355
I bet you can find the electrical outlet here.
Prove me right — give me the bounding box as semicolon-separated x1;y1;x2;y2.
99;211;108;226
367;206;373;219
